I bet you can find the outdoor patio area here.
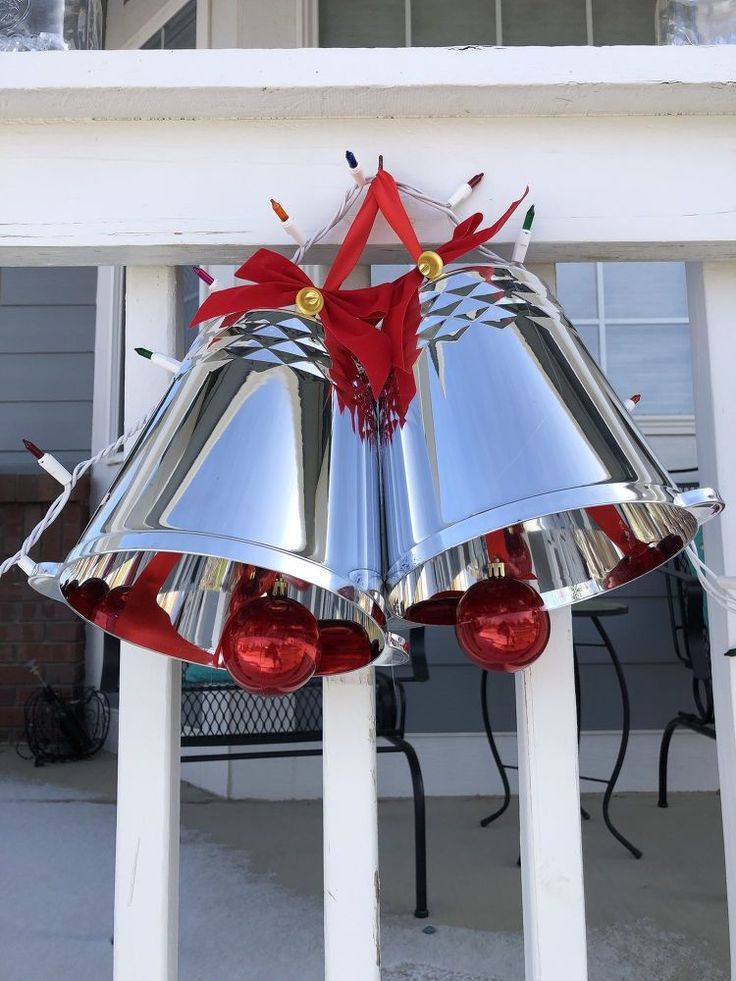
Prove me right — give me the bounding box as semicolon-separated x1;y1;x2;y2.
0;749;726;981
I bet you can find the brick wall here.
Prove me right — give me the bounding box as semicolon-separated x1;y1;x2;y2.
0;473;89;738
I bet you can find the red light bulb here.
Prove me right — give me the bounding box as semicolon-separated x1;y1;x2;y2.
455;578;550;673
315;621;375;675
220;595;319;695
63;577;109;620
405;590;464;626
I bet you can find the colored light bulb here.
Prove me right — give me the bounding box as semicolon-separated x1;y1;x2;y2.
315;620;375;675
455;578;550;673
270;198;289;222
220;596;319;695
405;590;464;626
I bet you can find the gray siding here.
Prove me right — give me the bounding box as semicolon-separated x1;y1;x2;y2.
0;268;96;473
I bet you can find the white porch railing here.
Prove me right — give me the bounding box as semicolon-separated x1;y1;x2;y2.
1;46;734;981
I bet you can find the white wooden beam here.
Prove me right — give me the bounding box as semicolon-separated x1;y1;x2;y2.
686;261;736;976
114;266;181;981
1;47;733;120
322;669;381;981
0;53;734;266
516;606;588;980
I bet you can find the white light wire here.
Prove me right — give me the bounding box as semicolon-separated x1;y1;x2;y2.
0;407;156;581
13;173;732;618
291;175;505;266
685;541;736;614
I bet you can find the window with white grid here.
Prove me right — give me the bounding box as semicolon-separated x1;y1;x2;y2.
319;0;657;47
556;261;694;421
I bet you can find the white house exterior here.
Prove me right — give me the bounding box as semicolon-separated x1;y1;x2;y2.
1;5;735;979
0;0;714;790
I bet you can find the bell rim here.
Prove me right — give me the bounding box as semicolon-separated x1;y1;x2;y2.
386;480;721;587
385;482;722;617
61;531;386;628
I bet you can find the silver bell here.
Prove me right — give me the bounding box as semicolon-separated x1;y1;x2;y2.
53;308;387;688
380;263;723;623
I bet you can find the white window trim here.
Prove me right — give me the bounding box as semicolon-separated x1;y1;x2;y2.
637;414;695;437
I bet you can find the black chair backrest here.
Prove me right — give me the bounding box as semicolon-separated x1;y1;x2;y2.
662;550;713;722
181;627;430;746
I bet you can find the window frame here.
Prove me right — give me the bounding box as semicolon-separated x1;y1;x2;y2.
562;260;695;436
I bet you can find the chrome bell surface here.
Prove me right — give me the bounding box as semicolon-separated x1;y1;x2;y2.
380;263;723;621
57;309;386;673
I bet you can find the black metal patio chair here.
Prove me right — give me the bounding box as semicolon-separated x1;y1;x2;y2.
180;627;430;917
658;550;715;807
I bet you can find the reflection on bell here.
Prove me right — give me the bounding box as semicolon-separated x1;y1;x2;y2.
380;263;723;621
53;309;387;692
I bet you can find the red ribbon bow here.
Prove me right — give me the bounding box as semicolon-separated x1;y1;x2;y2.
377;179;529;422
191;170;528;426
191;249;394;401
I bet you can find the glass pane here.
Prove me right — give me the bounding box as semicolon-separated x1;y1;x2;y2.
592;0;656;44
412;0;496;45
602;262;688;320
606;324;694;414
556;263;598;319
502;0;588;45
320;0;405;46
141;30;163;49
574;323;600;362
163;0;197;49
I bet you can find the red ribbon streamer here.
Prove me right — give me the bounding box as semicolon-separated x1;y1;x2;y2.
380;185;529;422
190;170;528;423
191;249;394;400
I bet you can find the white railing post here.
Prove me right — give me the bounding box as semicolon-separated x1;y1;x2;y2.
114;266;181;981
686;260;736;975
320;260;381;979
322;669;381;980
516;606;588;980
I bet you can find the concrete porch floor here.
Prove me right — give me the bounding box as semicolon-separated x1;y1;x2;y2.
0;748;728;980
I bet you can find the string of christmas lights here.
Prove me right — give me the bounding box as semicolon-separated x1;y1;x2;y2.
0;406;157;581
6;160;728;627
